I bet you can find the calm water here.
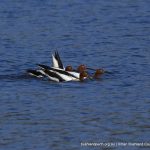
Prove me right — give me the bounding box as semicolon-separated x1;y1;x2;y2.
0;0;150;150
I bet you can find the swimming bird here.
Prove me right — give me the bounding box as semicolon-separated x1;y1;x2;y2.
37;64;89;80
27;51;105;82
41;68;89;82
67;64;105;79
52;51;105;77
82;68;104;79
93;69;105;79
27;67;77;82
37;64;78;79
77;64;87;73
76;64;105;78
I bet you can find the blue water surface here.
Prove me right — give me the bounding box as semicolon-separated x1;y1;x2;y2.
0;0;150;150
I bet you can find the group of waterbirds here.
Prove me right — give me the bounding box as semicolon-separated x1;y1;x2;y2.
27;51;105;82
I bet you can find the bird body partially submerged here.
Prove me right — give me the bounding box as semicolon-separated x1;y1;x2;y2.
27;51;106;82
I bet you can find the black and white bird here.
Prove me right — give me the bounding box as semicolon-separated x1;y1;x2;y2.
27;51;89;82
37;64;88;82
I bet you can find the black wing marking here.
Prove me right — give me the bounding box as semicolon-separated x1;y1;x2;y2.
37;64;51;70
44;69;65;82
55;51;64;69
27;69;44;77
48;67;78;79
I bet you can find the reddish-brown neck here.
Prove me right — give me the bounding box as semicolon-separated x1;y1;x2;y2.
80;71;88;81
65;65;73;71
94;69;104;78
77;64;86;73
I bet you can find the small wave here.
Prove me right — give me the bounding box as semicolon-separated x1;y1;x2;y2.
0;73;30;81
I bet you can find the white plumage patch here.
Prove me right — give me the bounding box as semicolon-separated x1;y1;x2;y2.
52;54;59;68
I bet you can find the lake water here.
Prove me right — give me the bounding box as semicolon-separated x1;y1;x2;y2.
0;0;150;150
